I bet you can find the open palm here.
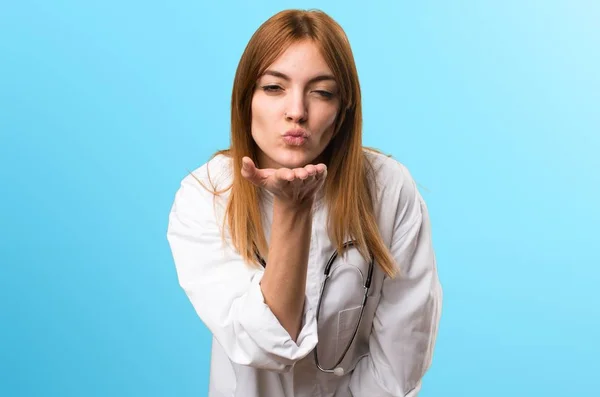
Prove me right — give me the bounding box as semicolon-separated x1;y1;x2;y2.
241;156;327;205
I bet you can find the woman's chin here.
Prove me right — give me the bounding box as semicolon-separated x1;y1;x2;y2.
258;146;325;169
272;154;315;169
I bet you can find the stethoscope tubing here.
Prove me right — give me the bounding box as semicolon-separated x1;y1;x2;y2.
256;240;375;376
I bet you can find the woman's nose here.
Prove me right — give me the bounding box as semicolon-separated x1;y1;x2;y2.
285;93;307;123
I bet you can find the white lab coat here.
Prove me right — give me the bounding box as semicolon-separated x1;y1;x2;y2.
166;150;442;397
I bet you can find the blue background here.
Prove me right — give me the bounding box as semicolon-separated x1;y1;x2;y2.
1;1;599;396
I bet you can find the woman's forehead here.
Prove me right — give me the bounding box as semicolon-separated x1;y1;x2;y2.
261;41;334;81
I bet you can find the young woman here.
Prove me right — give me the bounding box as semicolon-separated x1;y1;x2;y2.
167;8;442;397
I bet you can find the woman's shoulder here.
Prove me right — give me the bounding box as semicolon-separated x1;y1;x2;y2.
171;153;233;217
180;152;234;193
361;149;427;246
363;148;417;193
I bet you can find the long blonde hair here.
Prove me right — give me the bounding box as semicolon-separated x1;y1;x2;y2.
200;9;399;277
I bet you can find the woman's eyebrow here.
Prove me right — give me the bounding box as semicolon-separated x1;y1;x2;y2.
262;69;336;84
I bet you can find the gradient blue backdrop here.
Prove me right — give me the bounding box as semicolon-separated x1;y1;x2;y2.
1;1;599;396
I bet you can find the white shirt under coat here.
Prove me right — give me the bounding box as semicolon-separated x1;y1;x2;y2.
166;150;443;397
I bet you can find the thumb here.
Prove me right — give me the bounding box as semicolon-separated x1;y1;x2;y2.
241;156;258;181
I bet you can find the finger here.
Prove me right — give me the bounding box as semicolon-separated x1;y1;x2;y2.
242;157;276;188
304;164;317;177
260;168;276;179
302;165;317;185
294;167;309;180
274;167;295;184
241;156;258;181
314;164;327;178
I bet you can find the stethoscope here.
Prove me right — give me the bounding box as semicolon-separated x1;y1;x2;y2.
255;240;375;376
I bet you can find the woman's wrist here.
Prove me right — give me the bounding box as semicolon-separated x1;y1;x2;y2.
273;196;315;214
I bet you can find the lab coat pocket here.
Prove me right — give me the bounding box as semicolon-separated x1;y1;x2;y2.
334;305;364;372
337;289;382;372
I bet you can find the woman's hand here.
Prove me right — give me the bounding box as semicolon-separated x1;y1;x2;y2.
241;156;321;340
241;156;327;206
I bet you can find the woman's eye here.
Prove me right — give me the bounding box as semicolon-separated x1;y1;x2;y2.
314;90;334;99
262;85;282;92
260;85;334;99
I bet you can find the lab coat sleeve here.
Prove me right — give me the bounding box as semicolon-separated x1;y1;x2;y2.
166;171;318;373
349;168;443;396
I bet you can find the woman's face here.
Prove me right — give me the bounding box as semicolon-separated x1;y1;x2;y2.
251;40;341;169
